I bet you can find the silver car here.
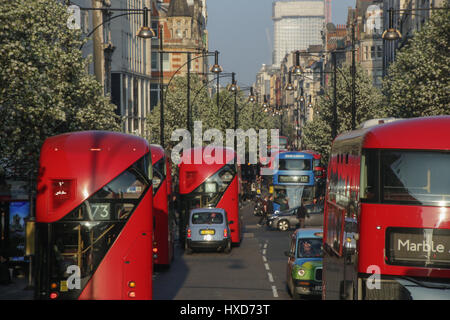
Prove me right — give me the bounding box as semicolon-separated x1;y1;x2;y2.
185;208;232;254
267;202;324;231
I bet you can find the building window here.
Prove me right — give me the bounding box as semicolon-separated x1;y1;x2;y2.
150;84;160;110
377;45;383;58
152;53;170;72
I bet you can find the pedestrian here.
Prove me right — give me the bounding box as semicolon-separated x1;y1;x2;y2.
250;182;256;200
258;195;268;226
0;254;11;285
267;195;274;216
258;195;273;226
280;197;289;211
296;201;309;228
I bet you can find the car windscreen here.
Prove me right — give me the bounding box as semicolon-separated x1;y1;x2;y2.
191;211;224;224
297;238;323;258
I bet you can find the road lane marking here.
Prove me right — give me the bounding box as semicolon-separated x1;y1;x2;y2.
264;263;270;271
272;286;279;298
263;243;268;249
268;272;274;283
262;255;267;262
262;249;266;255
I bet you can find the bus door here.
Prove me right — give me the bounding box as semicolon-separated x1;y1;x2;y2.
325;201;346;257
325;200;359;299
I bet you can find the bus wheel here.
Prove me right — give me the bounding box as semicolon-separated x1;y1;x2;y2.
277;220;290;231
224;240;232;254
184;242;193;255
340;281;354;300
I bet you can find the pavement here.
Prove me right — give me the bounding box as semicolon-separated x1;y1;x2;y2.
0;276;34;300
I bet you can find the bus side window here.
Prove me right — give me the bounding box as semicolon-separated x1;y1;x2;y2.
360;150;378;202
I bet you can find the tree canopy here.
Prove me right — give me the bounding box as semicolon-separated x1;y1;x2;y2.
302;63;388;163
146;75;277;151
0;0;120;179
383;3;450;117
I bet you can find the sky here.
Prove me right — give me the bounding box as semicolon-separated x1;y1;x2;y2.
207;0;356;87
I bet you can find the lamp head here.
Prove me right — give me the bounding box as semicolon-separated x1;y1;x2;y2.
292;65;303;76
382;28;402;41
137;26;156;39
138;7;156;39
228;83;238;93
210;64;223;74
285;82;294;91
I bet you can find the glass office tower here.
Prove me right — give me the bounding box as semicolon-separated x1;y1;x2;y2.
272;0;325;66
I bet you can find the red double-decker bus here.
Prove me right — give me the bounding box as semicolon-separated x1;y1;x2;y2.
34;131;153;300
279;136;289;150
178;147;242;245
323;116;450;300
302;150;326;180
151;144;175;267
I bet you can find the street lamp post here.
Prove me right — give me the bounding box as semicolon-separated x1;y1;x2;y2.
160;50;222;139
227;72;239;151
187;52;192;135
332;51;338;138
294;90;304;149
351;23;356;130
294;49;355;138
159;24;165;147
228;72;238;131
210;51;223;111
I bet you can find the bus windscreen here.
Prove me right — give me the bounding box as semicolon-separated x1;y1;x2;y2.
279;159;312;171
273;185;314;210
361;150;450;206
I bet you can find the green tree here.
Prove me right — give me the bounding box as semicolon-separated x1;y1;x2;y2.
303;63;388;163
383;3;450;117
0;0;120;179
146;74;213;148
238;97;277;133
146;76;278;150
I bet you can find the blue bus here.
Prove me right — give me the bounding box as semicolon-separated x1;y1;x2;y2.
272;151;315;212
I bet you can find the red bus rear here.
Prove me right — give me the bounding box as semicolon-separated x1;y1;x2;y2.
323;116;450;300
34;131;153;300
302;150;326;180
279;136;289;150
151;145;175;267
178;147;242;245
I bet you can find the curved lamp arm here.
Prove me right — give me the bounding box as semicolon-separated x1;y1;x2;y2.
163;52;215;101
78;7;154;49
190;73;233;113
